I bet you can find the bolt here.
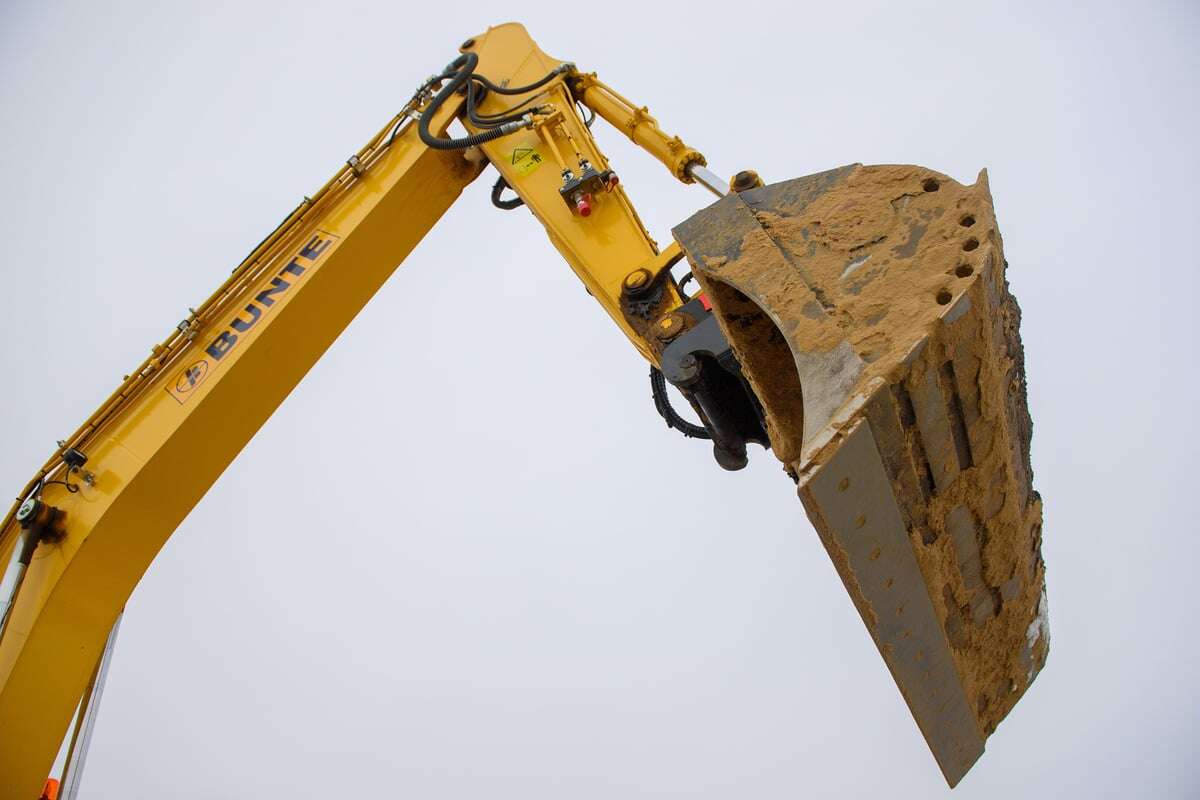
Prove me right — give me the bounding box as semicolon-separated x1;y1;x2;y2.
656;313;685;341
623;269;652;292
678;353;697;370
731;170;764;193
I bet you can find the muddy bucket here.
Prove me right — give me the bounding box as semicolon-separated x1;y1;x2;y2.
673;165;1049;786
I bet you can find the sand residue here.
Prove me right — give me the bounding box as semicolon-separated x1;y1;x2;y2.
685;164;1047;739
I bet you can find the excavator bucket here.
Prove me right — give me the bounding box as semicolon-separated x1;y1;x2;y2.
672;165;1048;786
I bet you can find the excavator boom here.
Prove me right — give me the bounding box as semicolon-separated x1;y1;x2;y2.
0;23;1046;797
0;24;705;796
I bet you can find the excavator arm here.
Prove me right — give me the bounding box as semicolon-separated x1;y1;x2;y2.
0;24;718;796
0;22;1048;798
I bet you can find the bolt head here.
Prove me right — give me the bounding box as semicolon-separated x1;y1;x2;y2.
656;313;686;340
623;269;651;291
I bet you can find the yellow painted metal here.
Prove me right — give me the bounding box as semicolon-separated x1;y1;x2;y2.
463;24;689;362
0;85;481;799
0;22;708;797
571;73;706;182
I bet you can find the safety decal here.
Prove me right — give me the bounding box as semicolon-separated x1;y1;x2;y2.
510;145;544;176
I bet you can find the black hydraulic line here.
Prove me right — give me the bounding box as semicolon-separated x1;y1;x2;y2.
387;68;460;147
471;66;563;96
230;198;308;273
419;53;522;151
472;92;543;119
467;83;545;126
490;175;524;210
576;100;596;129
650;367;711;440
420;53;567;150
465;81;531;128
677;271;696;296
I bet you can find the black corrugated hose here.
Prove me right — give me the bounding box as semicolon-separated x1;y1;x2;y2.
650;366;711;439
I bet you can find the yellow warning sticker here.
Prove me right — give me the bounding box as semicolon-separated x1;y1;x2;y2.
510;145;544;176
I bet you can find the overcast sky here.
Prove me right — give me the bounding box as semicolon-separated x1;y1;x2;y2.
1;1;1197;797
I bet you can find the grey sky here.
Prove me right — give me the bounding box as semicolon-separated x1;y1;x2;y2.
1;0;1197;797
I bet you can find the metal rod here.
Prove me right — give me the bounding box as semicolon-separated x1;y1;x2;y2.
0;528;40;644
687;164;729;198
59;612;123;800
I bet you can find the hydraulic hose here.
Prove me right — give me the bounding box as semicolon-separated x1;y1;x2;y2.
419;53;527;151
471;65;565;96
490;175;524;210
420;53;568;151
467;82;543;127
650;366;711;439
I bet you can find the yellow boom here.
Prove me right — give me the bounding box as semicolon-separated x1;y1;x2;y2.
0;24;713;795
